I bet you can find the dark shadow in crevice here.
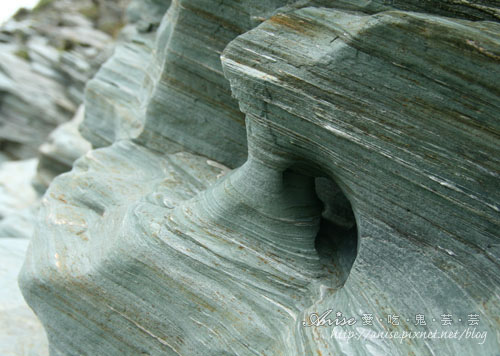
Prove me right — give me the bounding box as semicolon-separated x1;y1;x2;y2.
314;177;358;288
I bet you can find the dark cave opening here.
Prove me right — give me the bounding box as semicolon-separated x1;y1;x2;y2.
314;177;358;287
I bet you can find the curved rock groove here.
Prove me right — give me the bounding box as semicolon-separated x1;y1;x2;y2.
19;1;500;355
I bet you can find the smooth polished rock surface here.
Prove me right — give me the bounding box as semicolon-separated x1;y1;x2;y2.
80;0;500;169
21;141;236;355
221;8;500;355
81;0;171;150
33;105;91;193
20;1;500;356
82;0;309;168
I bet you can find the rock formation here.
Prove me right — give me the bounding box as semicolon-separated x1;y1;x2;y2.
0;238;49;355
0;0;131;231
0;159;39;239
32;105;91;193
0;2;127;355
0;0;128;160
19;1;499;355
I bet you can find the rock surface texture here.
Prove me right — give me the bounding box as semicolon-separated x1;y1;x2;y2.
20;1;499;356
33;105;91;193
0;159;39;238
0;1;128;354
0;238;48;356
0;0;134;230
0;0;128;160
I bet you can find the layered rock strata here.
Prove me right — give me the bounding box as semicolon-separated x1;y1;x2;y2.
0;0;128;160
20;1;500;355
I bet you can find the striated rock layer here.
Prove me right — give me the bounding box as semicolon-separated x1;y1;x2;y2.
221;8;500;355
0;238;48;355
20;1;499;355
0;159;39;238
81;0;309;168
0;0;128;160
33;105;91;193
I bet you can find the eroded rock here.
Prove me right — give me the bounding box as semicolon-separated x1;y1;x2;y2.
0;0;128;159
0;159;38;238
20;1;500;355
0;238;48;356
33;105;91;193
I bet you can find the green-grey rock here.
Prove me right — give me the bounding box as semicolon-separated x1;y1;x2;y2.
0;159;39;238
0;238;48;355
20;1;500;356
221;8;500;355
33;105;91;193
0;0;128;159
81;0;306;168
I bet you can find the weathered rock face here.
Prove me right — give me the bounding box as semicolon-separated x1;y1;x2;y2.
0;0;128;160
80;0;500;168
221;9;500;355
0;159;39;238
0;45;76;160
80;0;172;151
32;105;91;193
82;0;310;167
0;4;128;353
20;1;499;355
0;0;132;236
0;238;48;355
